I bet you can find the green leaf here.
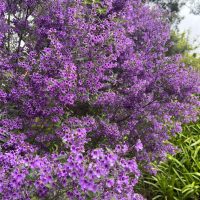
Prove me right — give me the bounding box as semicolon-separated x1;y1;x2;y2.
168;155;185;169
45;184;52;189
144;181;160;189
172;168;186;185
97;7;107;15
191;139;200;147
152;195;162;200
31;197;39;200
194;146;200;158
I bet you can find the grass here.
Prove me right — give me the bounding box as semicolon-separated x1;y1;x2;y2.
136;121;200;200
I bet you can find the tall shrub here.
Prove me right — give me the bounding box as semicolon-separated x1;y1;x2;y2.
0;0;199;199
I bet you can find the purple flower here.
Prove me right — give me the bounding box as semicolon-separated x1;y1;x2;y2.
106;178;115;188
135;139;143;152
0;0;199;199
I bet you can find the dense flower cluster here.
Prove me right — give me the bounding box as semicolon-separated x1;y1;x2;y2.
0;0;199;199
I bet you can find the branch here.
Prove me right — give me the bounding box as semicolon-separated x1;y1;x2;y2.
115;98;159;123
17;7;30;54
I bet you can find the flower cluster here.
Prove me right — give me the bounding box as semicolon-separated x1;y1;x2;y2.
0;0;199;199
0;125;142;199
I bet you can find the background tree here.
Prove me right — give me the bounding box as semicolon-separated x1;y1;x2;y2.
149;0;187;25
188;0;200;15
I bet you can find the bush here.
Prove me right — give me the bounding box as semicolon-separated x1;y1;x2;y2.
0;0;199;199
139;121;200;200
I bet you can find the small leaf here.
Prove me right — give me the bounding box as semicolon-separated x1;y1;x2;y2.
152;195;162;200
191;139;200;147
194;146;200;158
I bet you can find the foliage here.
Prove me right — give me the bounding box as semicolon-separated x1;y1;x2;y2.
149;0;187;24
0;0;199;199
150;0;200;23
138;121;200;200
166;31;193;56
167;31;200;71
182;53;200;72
188;0;200;15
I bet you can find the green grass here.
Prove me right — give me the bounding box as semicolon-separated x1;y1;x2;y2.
137;121;200;200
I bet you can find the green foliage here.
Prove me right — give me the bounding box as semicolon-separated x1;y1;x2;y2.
182;53;200;72
166;31;193;56
83;0;101;5
138;121;200;199
166;31;200;71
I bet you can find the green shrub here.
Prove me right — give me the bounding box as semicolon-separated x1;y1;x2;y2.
137;121;200;200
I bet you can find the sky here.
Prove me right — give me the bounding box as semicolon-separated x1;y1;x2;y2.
179;4;200;53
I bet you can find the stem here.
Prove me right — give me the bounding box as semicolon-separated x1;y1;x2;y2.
7;13;11;52
17;7;30;54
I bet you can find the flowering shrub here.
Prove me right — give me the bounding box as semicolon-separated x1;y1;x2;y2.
0;0;199;199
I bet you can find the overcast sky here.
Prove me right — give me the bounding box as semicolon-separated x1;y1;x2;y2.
179;5;200;53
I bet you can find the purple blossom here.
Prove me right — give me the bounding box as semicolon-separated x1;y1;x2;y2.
135;139;143;152
0;0;199;199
